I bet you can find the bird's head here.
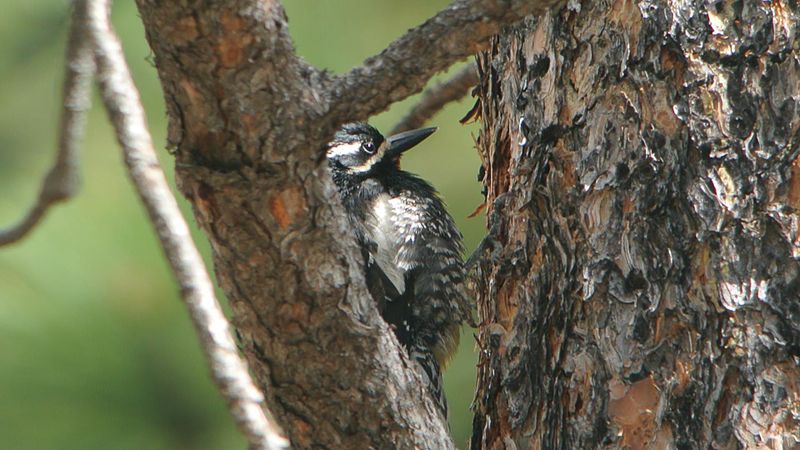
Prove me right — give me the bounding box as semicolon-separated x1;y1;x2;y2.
326;123;436;176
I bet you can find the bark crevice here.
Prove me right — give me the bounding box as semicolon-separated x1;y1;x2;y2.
472;2;800;448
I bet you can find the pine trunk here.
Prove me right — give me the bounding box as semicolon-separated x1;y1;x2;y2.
471;1;800;449
133;1;453;448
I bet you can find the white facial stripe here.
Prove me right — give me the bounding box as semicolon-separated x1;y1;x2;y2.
349;142;389;173
327;142;362;158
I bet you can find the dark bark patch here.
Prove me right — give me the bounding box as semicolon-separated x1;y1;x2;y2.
528;54;551;78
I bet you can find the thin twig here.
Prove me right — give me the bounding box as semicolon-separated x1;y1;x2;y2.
85;1;288;448
0;1;94;246
390;63;478;135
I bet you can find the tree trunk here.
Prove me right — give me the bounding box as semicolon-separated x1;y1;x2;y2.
472;1;800;449
133;1;455;448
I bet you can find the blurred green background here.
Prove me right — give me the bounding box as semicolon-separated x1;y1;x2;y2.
0;1;485;448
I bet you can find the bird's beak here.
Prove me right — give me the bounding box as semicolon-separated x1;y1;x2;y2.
384;127;437;158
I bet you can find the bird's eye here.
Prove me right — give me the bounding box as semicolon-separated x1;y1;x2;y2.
361;142;376;154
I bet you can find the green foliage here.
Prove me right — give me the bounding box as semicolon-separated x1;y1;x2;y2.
0;1;484;448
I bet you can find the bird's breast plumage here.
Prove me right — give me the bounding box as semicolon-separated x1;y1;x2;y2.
361;175;468;331
365;193;407;295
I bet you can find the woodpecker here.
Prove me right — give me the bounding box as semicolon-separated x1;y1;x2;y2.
326;123;469;417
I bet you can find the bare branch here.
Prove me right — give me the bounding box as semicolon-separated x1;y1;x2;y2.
390;62;478;135
329;0;562;122
85;1;288;448
0;1;94;246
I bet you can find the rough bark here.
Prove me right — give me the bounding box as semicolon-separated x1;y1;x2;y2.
472;1;800;449
134;3;452;448
132;0;562;448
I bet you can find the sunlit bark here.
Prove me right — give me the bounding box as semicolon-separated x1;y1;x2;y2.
472;2;800;448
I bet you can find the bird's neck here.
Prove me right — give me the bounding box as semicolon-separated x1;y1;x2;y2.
332;170;391;214
330;168;362;198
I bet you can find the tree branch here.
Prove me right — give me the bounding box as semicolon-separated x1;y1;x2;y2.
132;1;566;447
390;62;478;134
0;1;94;246
85;1;288;448
329;0;562;122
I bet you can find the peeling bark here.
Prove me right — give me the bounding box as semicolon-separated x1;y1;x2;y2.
472;1;800;449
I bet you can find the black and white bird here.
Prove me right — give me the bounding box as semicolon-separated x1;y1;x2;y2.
326;123;469;417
